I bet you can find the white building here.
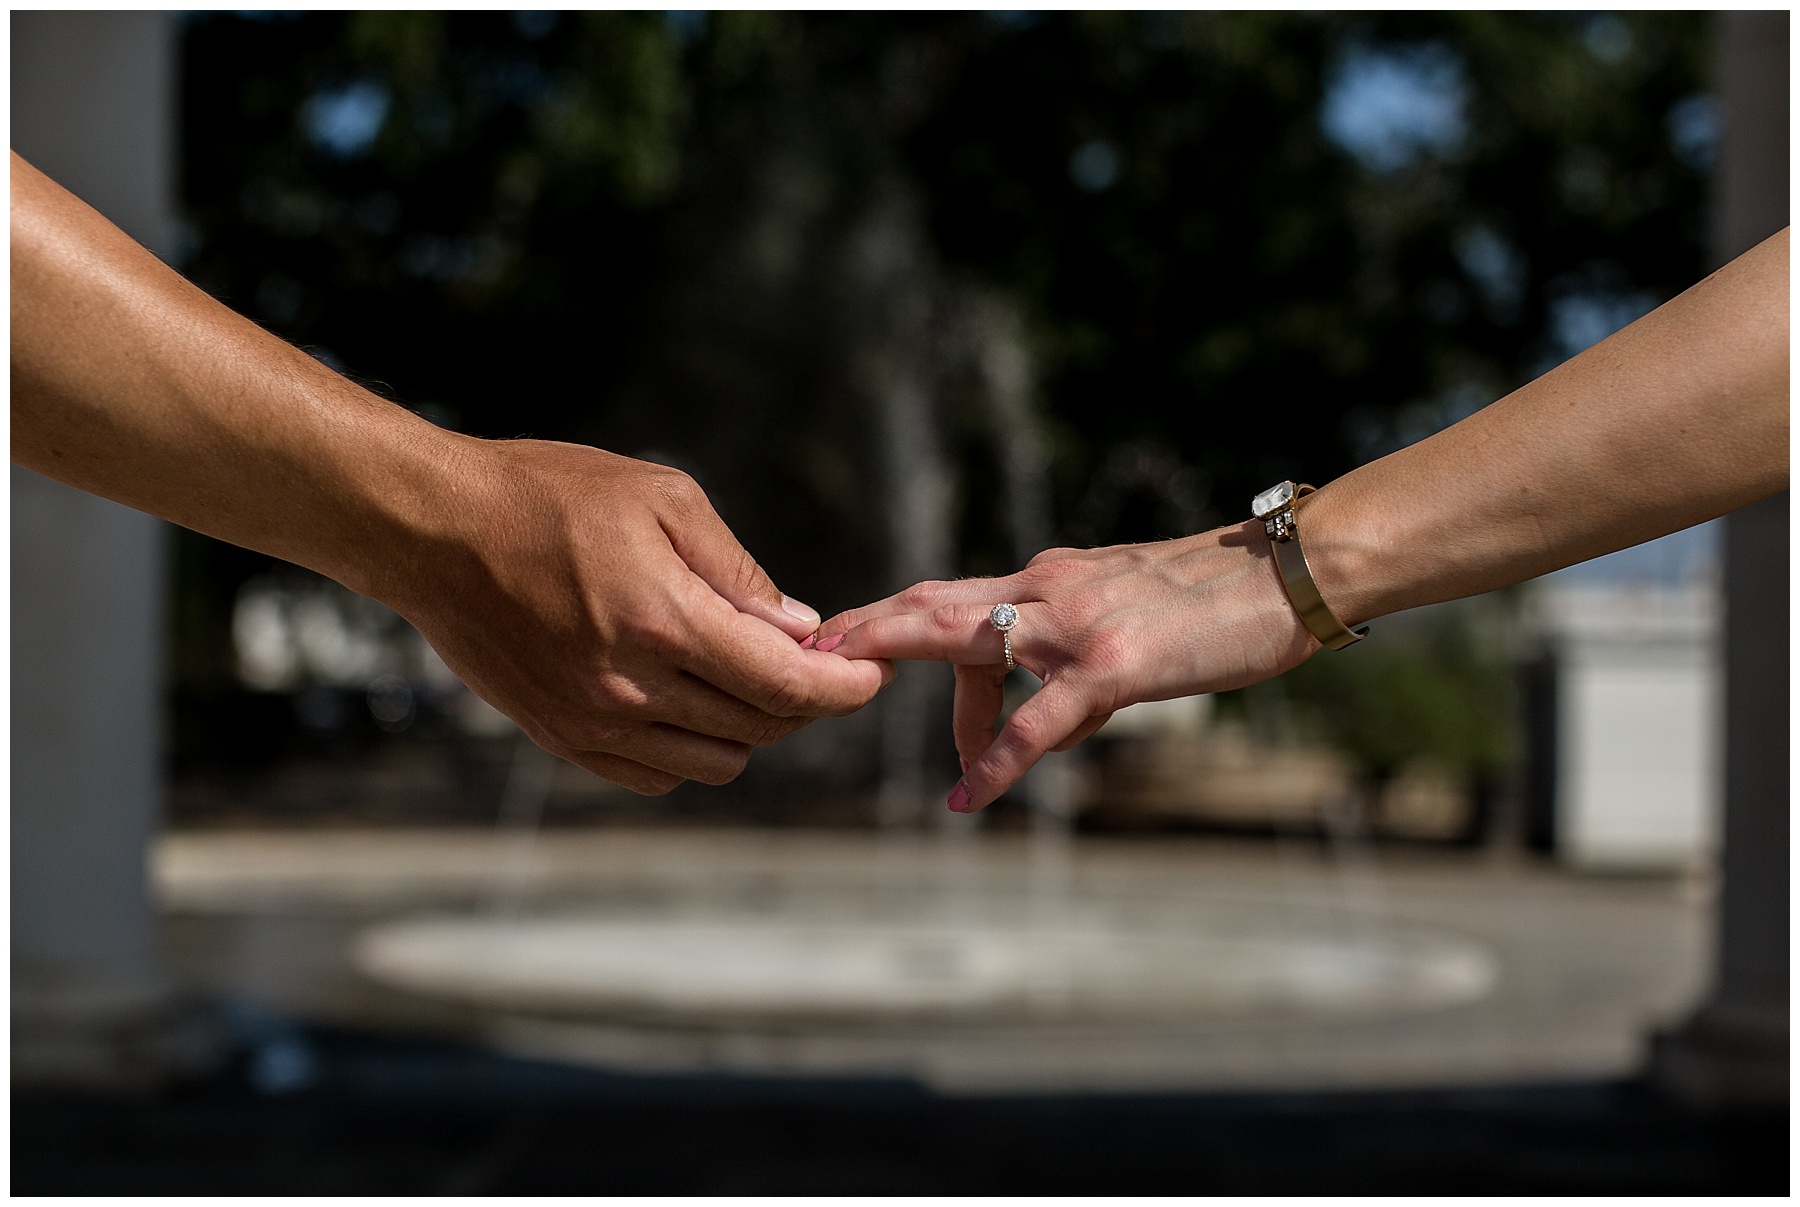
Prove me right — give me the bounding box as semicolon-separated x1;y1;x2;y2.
1529;522;1723;872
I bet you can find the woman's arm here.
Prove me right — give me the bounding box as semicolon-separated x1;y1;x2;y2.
12;151;889;793
1308;227;1788;625
819;229;1789;812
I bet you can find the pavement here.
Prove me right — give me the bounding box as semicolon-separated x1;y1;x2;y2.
13;1029;1786;1195
151;825;1714;1093
15;826;1779;1195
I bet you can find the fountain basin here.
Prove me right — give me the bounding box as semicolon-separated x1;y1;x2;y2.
352;908;1496;1025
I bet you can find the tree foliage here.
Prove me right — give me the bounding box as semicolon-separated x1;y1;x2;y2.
173;12;1710;777
180;11;1711;544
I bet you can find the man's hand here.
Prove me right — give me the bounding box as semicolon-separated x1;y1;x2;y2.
370;439;893;795
11;152;889;794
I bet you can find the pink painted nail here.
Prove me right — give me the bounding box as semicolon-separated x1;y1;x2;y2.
946;781;972;812
781;595;821;626
799;633;818;650
815;633;846;654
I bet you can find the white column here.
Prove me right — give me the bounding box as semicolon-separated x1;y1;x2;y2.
1537;582;1721;872
1648;10;1789;1110
10;11;206;1089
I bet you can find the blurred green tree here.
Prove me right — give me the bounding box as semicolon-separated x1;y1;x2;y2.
904;12;1711;529
170;12;1709;782
1279;605;1518;785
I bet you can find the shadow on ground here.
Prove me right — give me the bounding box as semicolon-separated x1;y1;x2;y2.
12;1026;1787;1195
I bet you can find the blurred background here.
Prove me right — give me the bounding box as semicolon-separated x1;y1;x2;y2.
12;10;1788;1194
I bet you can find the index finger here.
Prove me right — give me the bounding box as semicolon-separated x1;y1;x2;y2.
817;576;1020;641
826;603;1014;665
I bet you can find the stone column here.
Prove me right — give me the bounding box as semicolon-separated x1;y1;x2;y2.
11;11;209;1090
1650;10;1789;1111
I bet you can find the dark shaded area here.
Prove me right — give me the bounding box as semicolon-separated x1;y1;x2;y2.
13;1027;1785;1195
170;12;1711;784
1520;648;1560;853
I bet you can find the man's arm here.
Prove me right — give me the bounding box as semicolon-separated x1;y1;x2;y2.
11;151;889;793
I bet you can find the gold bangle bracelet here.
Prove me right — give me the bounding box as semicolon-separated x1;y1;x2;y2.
1264;484;1367;651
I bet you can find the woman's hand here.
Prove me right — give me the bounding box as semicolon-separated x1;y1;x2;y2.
815;228;1789;815
815;522;1318;812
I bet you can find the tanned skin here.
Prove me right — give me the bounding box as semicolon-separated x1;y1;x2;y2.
12;151;893;795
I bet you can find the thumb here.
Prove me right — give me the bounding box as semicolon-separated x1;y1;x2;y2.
661;492;820;642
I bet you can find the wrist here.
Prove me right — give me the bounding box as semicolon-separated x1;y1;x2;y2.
1235;518;1322;657
1167;519;1320;681
309;400;489;612
1287;481;1391;629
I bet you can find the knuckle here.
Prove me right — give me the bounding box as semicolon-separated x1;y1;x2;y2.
1026;545;1079;569
1004;711;1050;754
755;665;816;718
649;468;705;511
589;671;651;716
929;605;969;637
729;552;767;597
749;713;805;747
693;744;753;786
897;581;949;611
1020;560;1074;593
563;717;633;753
576;751;680;796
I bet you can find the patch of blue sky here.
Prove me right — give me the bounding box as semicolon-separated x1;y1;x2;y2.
1321;44;1468;174
1070;140;1120;192
1667;94;1720;172
301;80;390;160
1549;289;1659;363
1456;225;1528;318
515;11;559;40
1541;281;1711;589
1547;519;1721;589
665;11;707;44
987;12;1043;31
1582;14;1634;66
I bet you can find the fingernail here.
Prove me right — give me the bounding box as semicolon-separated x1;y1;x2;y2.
781;595;821;626
815;633;845;654
799;633;817;650
946;781;971;812
959;757;970;775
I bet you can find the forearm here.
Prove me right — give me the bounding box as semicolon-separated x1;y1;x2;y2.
1303;228;1789;626
12;153;891;795
10;152;467;606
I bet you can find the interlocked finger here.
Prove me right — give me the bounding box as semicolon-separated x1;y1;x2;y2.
556;747;685;796
569;719;754;787
673;579;893;718
640;668;819;746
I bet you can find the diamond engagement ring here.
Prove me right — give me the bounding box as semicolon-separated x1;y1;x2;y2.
988;603;1020;670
